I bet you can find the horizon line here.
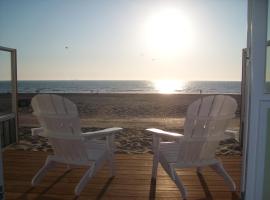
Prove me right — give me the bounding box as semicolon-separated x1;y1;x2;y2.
0;79;242;82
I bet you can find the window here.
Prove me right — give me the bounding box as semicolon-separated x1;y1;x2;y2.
0;50;12;115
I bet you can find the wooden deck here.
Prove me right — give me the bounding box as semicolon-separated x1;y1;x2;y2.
3;150;241;200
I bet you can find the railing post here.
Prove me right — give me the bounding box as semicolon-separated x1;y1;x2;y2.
11;49;18;143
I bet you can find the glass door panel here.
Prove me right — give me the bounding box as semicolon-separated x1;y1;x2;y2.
0;50;12;115
266;1;270;92
0;47;18;148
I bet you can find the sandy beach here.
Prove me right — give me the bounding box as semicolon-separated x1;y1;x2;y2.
13;93;241;154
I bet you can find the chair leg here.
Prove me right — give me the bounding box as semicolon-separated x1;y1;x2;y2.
31;157;56;186
210;162;236;191
151;136;160;180
106;134;115;177
171;168;187;200
74;163;96;196
160;160;187;199
151;155;159;180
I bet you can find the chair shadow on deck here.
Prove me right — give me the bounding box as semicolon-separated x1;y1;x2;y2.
149;173;241;200
16;169;72;200
197;172;241;200
96;176;115;200
16;169;115;200
196;171;213;200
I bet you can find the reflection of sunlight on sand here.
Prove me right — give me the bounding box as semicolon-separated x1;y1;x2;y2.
153;80;186;94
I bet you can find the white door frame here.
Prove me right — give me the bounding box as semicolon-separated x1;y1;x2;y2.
0;46;18;142
244;0;270;199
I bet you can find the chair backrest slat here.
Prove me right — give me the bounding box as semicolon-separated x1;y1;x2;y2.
31;94;89;164
32;94;81;137
177;95;237;163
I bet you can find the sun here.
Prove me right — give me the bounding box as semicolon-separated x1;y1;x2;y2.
143;8;195;57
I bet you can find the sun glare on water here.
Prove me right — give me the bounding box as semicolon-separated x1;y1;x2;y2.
143;8;195;57
154;80;186;94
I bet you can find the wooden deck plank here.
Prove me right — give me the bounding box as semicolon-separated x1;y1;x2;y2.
3;150;241;200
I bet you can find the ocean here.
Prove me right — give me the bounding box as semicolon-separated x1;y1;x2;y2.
0;80;241;94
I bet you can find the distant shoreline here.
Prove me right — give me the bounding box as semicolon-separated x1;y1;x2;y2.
0;80;241;94
16;92;241;94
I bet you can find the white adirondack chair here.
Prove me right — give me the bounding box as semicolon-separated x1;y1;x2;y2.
30;94;122;195
146;95;237;199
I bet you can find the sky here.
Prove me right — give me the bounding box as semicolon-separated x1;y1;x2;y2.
0;0;247;81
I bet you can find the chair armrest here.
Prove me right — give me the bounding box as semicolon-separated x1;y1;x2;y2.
31;127;47;137
147;129;183;165
82;127;123;139
146;128;184;139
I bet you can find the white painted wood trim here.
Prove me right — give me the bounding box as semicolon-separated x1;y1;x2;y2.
245;0;270;199
255;101;270;200
0;113;16;122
